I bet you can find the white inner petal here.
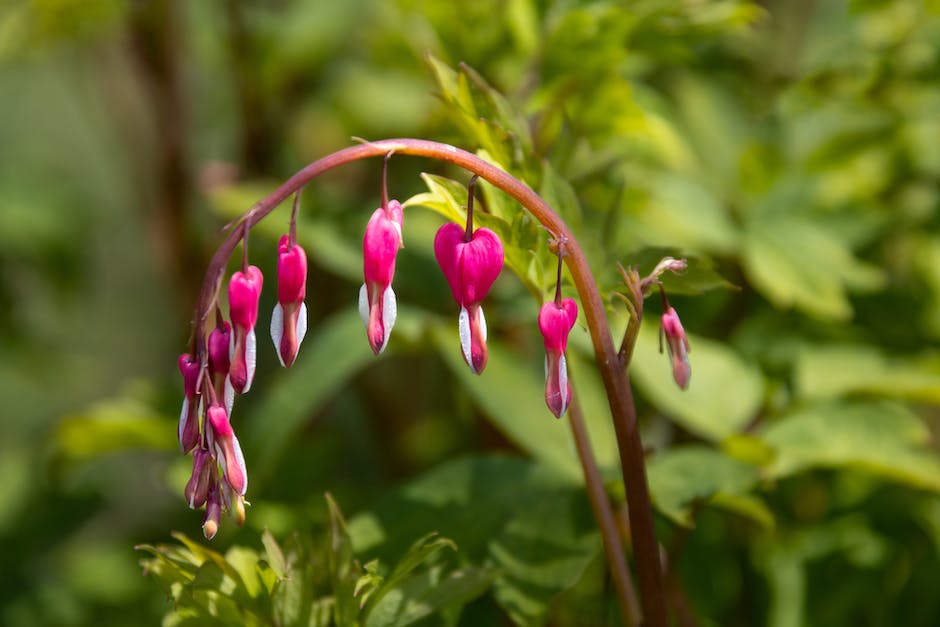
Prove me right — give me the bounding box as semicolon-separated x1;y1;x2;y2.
458;306;473;372
270;303;285;367
478;306;487;341
245;329;256;393
558;353;569;416
231;433;248;495
380;285;397;353
358;283;370;328
178;397;189;451
296;301;308;349
224;377;235;417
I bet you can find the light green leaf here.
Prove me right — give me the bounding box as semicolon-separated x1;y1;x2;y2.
794;344;940;403
365;566;493;627
430;325;581;478
647;445;766;527
743;214;884;320
261;529;288;581
760;401;940;491
631;323;765;440
326;493;360;626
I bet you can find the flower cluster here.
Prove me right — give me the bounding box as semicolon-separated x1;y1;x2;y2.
178;204;310;538
178;156;694;539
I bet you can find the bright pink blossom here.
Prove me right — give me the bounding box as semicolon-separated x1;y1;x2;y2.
208;321;234;415
538;298;578;418
271;235;308;367
228;266;263;394
359;200;403;355
184;448;212;510
660;306;691;389
206;403;248;497
177;353;202;453
434;222;504;374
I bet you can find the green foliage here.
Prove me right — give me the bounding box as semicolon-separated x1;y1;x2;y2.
4;0;940;626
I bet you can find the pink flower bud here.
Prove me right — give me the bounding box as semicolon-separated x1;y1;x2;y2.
206;404;248;497
177;353;202;453
434;222;504;374
184;448;212;509
203;476;222;541
660;306;691;390
271;235;308;367
359;200;403;355
208;321;234;415
228;266;263;394
538;298;578;418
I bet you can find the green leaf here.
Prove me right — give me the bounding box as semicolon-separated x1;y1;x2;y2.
743;213;884;320
631;323;765;440
794;344;940;403
647;445;766;527
760;401;940;491
365;566;493;627
247;309;377;482
261;529;288;581
430;325;581;478
326;493;361;626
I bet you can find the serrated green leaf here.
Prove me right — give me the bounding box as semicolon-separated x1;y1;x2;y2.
366;566;493;627
760;401;940;491
326;493;360;626
362;533;456;619
631;323;765;440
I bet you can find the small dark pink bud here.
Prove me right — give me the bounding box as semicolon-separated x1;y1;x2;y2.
228;266;263;394
203;476;222;541
271;235;308;367
208;321;234;415
184;448;212;509
434;222;504;374
177;353;201;453
538;298;578;418
660;306;691;390
359;200;403;355
206;404;248;497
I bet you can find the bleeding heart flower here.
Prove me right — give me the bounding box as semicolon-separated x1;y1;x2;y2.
202;474;222;541
271;235;308;367
177;353;202;453
359;199;403;355
538;298;578;418
434;222;504;374
228;266;263;394
660;306;691;390
206;403;248;497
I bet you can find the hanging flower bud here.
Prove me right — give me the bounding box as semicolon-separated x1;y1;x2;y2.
434;178;503;374
184;447;212;509
271;235;308;367
228;265;263;394
203;475;222;541
660;305;691;390
208;321;234;415
538;298;578;418
359;199;403;355
206;403;248;497
177;354;202;453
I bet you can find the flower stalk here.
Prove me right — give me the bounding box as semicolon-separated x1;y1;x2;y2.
188;139;669;627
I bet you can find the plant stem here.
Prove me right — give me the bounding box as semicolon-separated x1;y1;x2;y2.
567;392;640;626
191;139;668;626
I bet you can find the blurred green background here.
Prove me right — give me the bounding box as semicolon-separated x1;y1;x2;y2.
2;0;940;625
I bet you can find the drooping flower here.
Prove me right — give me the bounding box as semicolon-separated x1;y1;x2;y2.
184;447;212;510
538;298;578;418
207;321;234;415
271;235;308;367
660;305;691;389
206;403;248;497
434;222;504;374
228;266;263;394
177;353;202;453
359;199;403;355
202;474;222;541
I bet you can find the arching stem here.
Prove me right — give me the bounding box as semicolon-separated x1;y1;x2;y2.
189;138;668;627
